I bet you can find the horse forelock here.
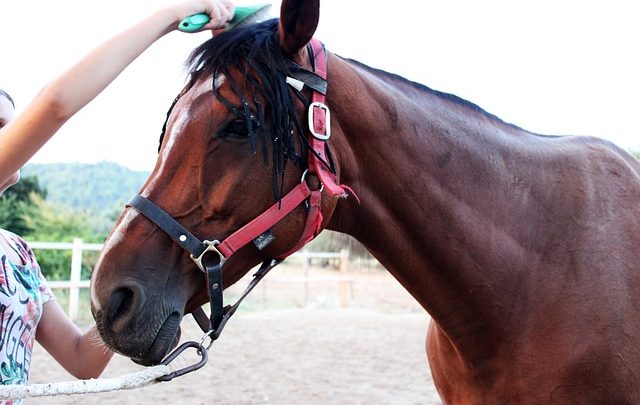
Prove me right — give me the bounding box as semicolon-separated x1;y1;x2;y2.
182;19;307;200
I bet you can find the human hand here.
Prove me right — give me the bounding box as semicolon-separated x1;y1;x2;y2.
171;0;234;31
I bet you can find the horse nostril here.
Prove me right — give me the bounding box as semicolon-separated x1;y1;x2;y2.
107;287;136;325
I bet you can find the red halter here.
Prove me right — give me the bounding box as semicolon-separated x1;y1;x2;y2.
200;38;353;262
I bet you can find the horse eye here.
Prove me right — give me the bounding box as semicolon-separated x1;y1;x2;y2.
219;120;249;140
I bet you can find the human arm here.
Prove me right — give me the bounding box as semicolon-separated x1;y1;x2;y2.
35;300;113;379
0;0;233;186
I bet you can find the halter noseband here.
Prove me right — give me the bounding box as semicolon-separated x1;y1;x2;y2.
126;40;353;361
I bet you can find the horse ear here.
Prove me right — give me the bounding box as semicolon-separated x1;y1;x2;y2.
278;0;320;59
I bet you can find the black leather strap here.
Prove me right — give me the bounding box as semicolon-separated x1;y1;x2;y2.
127;195;207;258
191;307;211;332
286;63;328;95
206;263;224;332
191;260;279;337
210;260;278;339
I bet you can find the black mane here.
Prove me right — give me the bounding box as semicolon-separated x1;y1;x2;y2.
184;19;306;200
179;19;525;202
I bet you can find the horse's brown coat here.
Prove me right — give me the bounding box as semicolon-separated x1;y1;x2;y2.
91;0;640;402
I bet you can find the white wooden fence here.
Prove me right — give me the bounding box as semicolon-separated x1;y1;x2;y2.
28;239;101;321
28;239;351;320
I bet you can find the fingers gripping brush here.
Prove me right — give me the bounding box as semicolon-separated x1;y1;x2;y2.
179;4;272;33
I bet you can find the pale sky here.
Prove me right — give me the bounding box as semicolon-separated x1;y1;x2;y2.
1;0;638;171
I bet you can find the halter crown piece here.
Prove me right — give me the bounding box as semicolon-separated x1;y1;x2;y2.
126;39;355;379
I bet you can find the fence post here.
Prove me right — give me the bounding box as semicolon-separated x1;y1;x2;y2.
69;238;83;321
339;249;349;308
302;250;310;308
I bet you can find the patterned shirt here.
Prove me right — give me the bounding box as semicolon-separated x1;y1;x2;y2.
0;229;54;402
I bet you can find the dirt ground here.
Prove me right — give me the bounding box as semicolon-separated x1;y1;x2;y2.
28;265;443;404
30;310;441;404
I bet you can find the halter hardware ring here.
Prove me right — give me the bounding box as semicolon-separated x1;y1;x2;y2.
190;240;226;272
300;169;309;183
157;341;208;382
199;329;216;351
300;169;324;192
308;102;331;140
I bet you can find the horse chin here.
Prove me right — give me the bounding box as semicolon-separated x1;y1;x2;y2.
132;312;182;366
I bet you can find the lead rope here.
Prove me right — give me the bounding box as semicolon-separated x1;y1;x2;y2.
157;259;278;382
0;262;278;401
0;365;171;400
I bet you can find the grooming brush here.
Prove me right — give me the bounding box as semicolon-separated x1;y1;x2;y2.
179;3;272;33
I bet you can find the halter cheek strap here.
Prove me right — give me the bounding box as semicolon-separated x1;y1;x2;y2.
288;40;358;201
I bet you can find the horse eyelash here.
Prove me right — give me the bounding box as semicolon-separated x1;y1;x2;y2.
219;120;250;139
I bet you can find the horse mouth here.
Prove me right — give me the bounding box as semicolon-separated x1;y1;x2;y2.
133;312;182;366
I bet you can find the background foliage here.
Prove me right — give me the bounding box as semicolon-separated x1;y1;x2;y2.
21;194;105;280
21;161;149;234
1;163;148;280
0;175;47;235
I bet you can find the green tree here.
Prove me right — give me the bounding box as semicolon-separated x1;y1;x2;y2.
632;150;640;160
21;195;108;280
0;175;47;234
21;162;148;233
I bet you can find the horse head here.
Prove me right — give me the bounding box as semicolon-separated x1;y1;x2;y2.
90;0;349;365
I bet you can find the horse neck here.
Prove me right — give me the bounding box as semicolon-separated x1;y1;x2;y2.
325;56;533;363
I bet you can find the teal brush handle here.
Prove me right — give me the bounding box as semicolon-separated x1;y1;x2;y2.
178;5;270;32
179;13;210;32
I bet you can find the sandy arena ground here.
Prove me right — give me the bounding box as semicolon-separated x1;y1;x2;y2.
26;264;443;404
30;308;441;404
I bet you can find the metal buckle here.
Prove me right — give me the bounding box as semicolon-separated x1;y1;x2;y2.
308;102;331;140
190;240;226;272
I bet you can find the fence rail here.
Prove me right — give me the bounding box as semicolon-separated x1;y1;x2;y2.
28;239;350;320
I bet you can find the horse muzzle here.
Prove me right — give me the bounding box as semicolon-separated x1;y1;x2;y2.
93;279;184;365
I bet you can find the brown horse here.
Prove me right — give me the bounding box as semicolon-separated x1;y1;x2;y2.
90;0;640;402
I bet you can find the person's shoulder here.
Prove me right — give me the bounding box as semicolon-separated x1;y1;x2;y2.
0;228;35;261
0;228;28;246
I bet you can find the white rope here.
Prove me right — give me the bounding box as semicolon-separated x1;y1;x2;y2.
0;364;171;400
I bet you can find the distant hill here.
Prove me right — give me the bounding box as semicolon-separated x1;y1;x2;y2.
21;162;150;230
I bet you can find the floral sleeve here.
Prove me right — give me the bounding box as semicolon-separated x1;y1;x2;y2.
26;244;55;305
8;232;55;304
